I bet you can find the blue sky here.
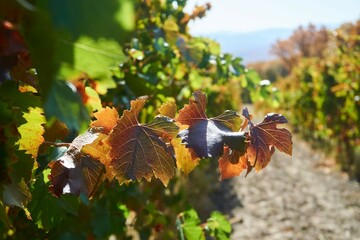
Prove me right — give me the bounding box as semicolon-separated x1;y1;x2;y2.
185;0;360;33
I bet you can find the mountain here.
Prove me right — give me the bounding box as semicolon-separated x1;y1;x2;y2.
195;24;341;64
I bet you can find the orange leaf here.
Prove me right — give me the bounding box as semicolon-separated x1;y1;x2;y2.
219;147;249;180
104;98;179;186
90;107;119;134
82;133;113;181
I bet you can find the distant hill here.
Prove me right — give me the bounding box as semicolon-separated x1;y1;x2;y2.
202;29;293;63
196;24;341;64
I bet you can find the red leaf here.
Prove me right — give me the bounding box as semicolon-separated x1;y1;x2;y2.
176;91;207;126
104;98;179;186
242;108;293;171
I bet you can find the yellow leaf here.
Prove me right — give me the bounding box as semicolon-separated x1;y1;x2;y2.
17;107;46;159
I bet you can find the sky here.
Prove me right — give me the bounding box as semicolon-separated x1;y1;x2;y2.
184;0;360;34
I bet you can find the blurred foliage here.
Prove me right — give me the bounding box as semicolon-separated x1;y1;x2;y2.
271;24;329;71
275;20;360;179
0;0;276;239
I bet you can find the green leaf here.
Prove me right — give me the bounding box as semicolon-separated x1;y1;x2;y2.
56;36;125;93
177;209;205;240
28;172;79;230
0;201;10;229
20;0;135;97
44;80;90;134
2;179;31;209
206;211;231;240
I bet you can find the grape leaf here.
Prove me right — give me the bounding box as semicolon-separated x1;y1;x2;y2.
158;101;200;176
39;118;69;154
206;211;232;239
44;80;90;134
218;146;250;180
16;107;46;159
177;91;245;158
2;178;31;209
242;108;293;171
172;137;200;176
29;173;79;230
48;128;105;197
90;107;119;134
158;100;177;119
104;98;179;186
82;133;113;181
176;209;205;240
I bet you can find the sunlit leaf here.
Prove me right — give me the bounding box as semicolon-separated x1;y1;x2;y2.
242;108;293;171
158;100;177;119
90;107;119;134
177;209;205;240
82;133;113;181
218;146;249;180
172;137;200;176
48;128;105;197
177;91;245;158
206;211;231;239
104;98;179;186
16;107;45;159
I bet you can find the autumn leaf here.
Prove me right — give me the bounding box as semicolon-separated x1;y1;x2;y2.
17;107;46;159
242;107;293;171
158;100;177;119
177;91;245;158
39;119;69;154
90;107;119;134
172;137;200;176
158;100;200;175
218;146;249;180
48;128;105;197
104;98;179;186
82;133;113;181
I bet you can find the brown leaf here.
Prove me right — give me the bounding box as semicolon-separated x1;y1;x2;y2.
39;119;69;154
104;98;179;186
90;107;119;134
242;108;293;171
48;128;105;197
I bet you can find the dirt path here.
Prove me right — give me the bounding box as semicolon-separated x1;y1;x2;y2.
224;136;360;240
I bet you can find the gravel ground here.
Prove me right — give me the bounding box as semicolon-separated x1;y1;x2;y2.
222;137;360;240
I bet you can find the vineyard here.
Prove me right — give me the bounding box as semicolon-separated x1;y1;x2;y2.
270;21;360;179
0;1;290;239
1;0;359;239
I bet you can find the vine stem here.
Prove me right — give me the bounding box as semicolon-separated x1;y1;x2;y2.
43;141;71;147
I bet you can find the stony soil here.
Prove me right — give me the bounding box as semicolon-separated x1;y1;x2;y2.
210;136;360;240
